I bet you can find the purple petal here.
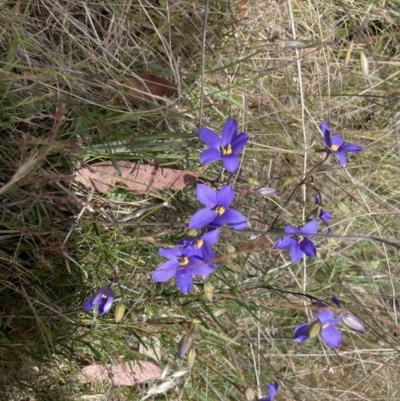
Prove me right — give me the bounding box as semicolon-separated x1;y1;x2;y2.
189;208;217;229
202;229;220;245
187;262;215;277
331;296;341;308
90;291;104;307
223;208;248;230
314;192;322;206
259;381;279;401
182;246;198;257
231;132;249;153
294;322;311;342
320;121;332;148
284;225;302;235
315;310;335;324
330;314;343;325
200;245;216;268
274;236;295;249
299;237;316;257
299;220;319;235
321;324;342;349
189;245;203;258
216;185;235;208
176;269;193;294
199;127;221;149
266;382;279;401
331;134;345;147
196;184;217;207
83;296;95;311
209;214;224;228
289;241;303;263
99;296;114;315
334;151;347;167
221;118;238;145
339;143;363;153
222;154;240;173
200;148;222;165
159;247;182;259
102;286;114;298
320;210;331;222
152;259;180;282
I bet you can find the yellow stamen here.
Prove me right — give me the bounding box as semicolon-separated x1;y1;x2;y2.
196;239;204;248
180;257;189;266
216;206;225;215
222;144;233;155
321;323;329;329
331;144;339;151
102;294;108;299
298;235;304;243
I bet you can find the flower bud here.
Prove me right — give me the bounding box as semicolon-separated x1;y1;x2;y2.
204;281;213;303
244;386;255;400
114;303;125;323
342;311;366;332
308;321;321;339
360;52;369;80
213;308;227;317
187;348;196;369
190;318;201;328
178;335;194;358
256;187;279;197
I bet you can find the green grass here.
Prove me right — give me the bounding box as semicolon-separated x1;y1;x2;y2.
0;0;400;400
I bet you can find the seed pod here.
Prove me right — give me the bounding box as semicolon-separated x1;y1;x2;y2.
308;321;321;339
187;348;196;369
244;386;255;400
247;177;260;186
114;303;125;323
342;311;366;332
185;229;198;237
204;281;213;303
178;335;194;358
227;245;237;259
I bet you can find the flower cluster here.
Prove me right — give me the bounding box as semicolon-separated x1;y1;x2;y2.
81;117;365;401
152;119;249;294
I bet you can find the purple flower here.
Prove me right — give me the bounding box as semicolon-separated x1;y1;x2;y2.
84;285;115;315
199;118;249;173
274;220;318;263
189;184;247;231
178;229;220;267
294;298;342;349
313;193;331;224
258;382;279;401
321;121;362;167
152;246;215;294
